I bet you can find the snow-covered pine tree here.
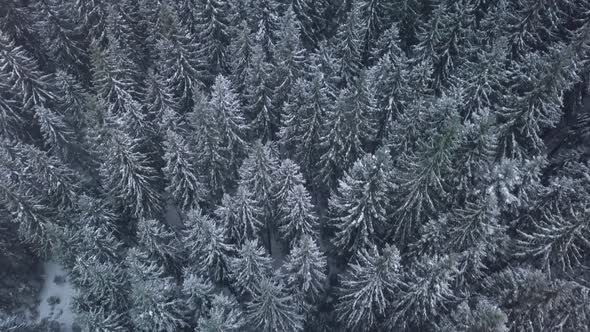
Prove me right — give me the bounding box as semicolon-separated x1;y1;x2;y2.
412;0;475;94
53;70;89;130
455;40;508;121
198;294;245;332
279;75;330;185
316;74;377;191
109;0;154;71
14;140;80;209
272;6;306;117
129;274;187;332
502;0;569;58
307;40;340;94
483;267;590;331
0;169;53;247
413;188;506;283
281;235;327;307
195;0;232;85
136;218;183;272
359;0;395;61
291;0;328;48
497;43;580;159
279;184;318;246
334;2;364;87
184;208;234;282
238;141;280;250
174;0;199;36
273;159;306;209
34;105;76;160
75;194;118;231
182;269;215;322
157;10;201;113
0;78;23;139
75;0;108;49
329;148;395;257
452;115;498;208
391;93;461;244
245;276;304;332
71;255;129;315
0;0;43;58
187;88;229;200
215;186;263;244
145;70;180;135
163;129;206;211
33;0;88;75
336;244;401;332
229;21;256;94
515;163;590;273
248;0;280;59
0;140;81;247
99;128;163;219
244;44;276;142
230;239;273;296
78;307;128;332
368;30;412;143
70;222;123;266
0;32;56;111
209;75;249;176
89;41;142;116
440;299;508;332
388;255;459;331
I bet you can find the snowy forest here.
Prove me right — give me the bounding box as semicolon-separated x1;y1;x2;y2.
1;0;590;331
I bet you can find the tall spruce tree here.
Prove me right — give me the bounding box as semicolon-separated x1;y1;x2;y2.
329;148;395;258
209;75;249;176
230;239;273;296
336;244;401;332
0;32;56;111
163;129;206;212
215;186;263;244
272;6;306;116
99;128;163;219
238;141;280;251
244;45;276;142
316;74;377;190
195;0;232;84
334;2;364;87
279;77;329;185
184;208;234;282
245;277;304;332
198;294;245;332
281;235;327;308
279;184;318;246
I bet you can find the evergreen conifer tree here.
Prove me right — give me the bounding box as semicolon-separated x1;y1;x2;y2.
244;45;276;142
215;186;263;244
279;184;318;245
245;277;304;332
336;245;401;332
198;294;245;332
230;239;273;295
329;148;395;257
281;235;327;307
195;0;232;84
184;208;234;282
99;129;163;219
163;129;206;211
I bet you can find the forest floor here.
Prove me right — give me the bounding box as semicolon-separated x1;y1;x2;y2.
36;261;76;332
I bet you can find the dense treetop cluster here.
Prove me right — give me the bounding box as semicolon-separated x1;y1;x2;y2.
1;0;590;331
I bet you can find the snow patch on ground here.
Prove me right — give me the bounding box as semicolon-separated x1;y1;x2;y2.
36;261;76;332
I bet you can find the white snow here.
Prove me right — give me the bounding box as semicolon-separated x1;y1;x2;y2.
36;261;76;332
